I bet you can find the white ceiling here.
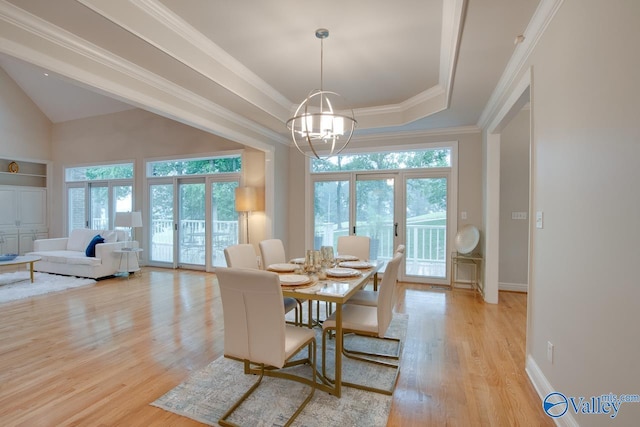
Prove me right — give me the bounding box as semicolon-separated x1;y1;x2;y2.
0;0;541;145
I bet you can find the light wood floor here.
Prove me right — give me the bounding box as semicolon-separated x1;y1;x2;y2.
0;268;552;426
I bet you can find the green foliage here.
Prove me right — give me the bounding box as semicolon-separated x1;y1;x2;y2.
149;157;241;177
311;149;450;173
66;163;133;181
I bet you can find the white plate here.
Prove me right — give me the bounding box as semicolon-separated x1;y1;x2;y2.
336;254;359;262
454;224;480;254
278;274;311;286
289;258;305;264
339;261;373;269
268;263;298;272
326;267;360;277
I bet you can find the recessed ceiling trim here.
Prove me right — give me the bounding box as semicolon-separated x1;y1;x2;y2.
354;85;447;129
81;0;466;130
352;124;481;144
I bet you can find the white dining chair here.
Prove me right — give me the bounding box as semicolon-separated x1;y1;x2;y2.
258;238;306;324
321;253;403;395
223;243;260;269
258;238;287;269
337;235;371;261
216;267;316;427
348;251;404;307
224;243;300;324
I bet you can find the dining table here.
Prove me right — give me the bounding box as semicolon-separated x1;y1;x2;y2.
278;259;384;398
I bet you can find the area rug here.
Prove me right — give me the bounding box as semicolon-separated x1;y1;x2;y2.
152;313;408;426
0;271;96;303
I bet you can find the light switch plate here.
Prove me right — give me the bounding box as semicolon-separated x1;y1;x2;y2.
511;211;527;220
536;211;543;229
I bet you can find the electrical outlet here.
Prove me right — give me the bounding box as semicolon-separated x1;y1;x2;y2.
461;211;467;220
547;341;554;363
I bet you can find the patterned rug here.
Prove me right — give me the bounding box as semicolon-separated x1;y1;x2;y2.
0;271;96;303
152;313;408;426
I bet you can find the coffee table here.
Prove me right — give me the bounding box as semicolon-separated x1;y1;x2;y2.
0;255;42;283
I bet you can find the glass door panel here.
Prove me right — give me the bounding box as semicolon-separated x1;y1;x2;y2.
150;183;174;263
89;184;108;229
211;181;239;267
405;177;448;279
68;186;86;232
113;184;132;213
355;176;395;261
179;181;205;267
313;179;350;250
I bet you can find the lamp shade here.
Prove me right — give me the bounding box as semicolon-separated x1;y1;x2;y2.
235;187;258;212
115;212;132;227
115;211;143;228
130;211;143;228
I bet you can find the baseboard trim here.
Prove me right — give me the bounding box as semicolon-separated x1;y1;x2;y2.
499;282;528;292
525;355;579;427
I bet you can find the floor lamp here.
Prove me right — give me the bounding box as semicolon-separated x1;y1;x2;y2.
115;211;143;249
235;187;257;244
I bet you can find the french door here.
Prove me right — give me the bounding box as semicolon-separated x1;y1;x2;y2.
312;170;451;284
312;173;397;264
403;173;449;284
354;174;396;262
148;177;239;270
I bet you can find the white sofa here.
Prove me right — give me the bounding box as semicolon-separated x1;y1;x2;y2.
26;228;133;279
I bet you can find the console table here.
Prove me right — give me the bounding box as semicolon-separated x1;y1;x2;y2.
450;251;483;296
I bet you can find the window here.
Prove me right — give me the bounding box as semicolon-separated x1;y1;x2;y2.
146;154;241;270
310;145;456;284
146;155;241;177
311;148;451;173
65;163;134;232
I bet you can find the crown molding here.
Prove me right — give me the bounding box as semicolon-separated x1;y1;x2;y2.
80;0;466;131
352;124;481;144
477;0;565;128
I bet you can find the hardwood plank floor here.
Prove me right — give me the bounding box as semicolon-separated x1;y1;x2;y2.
0;268;552;426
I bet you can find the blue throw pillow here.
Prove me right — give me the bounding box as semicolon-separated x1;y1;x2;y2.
85;234;105;257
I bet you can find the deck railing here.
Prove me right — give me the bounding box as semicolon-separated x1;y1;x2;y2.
146;219;446;276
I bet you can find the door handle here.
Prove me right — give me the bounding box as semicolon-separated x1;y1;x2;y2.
394;222;398;237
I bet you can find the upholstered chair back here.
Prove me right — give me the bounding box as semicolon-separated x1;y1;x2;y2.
216;267;287;368
259;239;287;269
337;235;371;261
224;244;259;269
376;253;402;337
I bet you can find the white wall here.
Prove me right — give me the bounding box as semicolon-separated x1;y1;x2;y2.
50;109;247;238
492;1;640;425
499;109;530;290
0;67;50;160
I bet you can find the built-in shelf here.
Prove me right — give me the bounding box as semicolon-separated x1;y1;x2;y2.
0;159;48;187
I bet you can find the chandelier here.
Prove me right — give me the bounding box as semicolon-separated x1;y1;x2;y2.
286;28;357;160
